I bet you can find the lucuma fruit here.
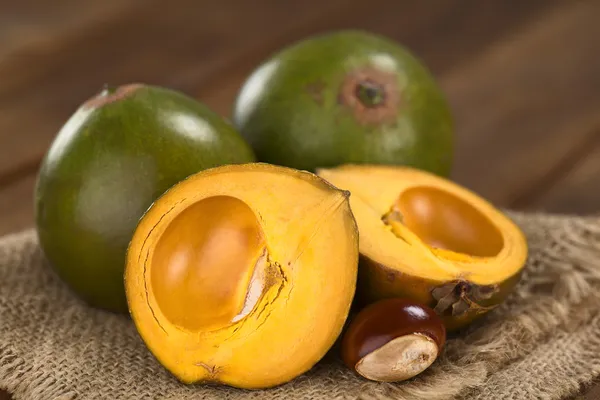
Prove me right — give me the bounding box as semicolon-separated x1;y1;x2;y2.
35;83;255;313
233;30;454;176
317;165;528;332
125;163;359;389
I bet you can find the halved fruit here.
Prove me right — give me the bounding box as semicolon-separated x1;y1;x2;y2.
316;165;528;331
125;163;358;389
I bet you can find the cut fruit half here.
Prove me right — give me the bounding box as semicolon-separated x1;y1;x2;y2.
125;163;359;389
317;164;528;331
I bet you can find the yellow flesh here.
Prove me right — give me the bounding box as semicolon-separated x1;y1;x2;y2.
151;196;266;331
397;187;504;258
317;165;528;284
125;164;359;389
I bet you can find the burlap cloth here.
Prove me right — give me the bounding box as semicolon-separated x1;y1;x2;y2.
1;211;600;400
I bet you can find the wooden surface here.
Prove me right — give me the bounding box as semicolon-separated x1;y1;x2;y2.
1;1;599;399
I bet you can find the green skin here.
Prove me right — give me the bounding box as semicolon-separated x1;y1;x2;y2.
232;30;454;176
35;84;255;313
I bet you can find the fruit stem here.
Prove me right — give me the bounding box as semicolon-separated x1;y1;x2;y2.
355;80;385;108
102;84;118;96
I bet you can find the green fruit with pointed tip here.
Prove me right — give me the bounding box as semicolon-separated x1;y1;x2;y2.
232;30;454;176
35;84;256;313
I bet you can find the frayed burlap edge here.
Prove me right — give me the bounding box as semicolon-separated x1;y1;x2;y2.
1;211;600;400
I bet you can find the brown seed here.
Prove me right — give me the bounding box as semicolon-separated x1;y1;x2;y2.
341;298;446;382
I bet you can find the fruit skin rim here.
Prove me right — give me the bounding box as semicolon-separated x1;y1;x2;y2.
357;254;525;332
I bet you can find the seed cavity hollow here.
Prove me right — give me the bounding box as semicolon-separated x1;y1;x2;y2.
150;196;271;332
385;187;504;257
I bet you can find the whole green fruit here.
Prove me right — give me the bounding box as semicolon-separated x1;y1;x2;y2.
35;84;255;312
232;30;454;176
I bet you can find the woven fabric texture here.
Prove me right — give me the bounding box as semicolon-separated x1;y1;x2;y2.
1;212;600;400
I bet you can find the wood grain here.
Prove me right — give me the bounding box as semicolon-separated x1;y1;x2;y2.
440;0;600;208
0;0;142;95
530;131;600;215
189;0;560;115
0;0;350;179
0;0;565;229
0;175;36;237
0;0;560;180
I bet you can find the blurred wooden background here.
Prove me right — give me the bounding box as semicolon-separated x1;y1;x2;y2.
1;1;600;398
1;0;600;238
